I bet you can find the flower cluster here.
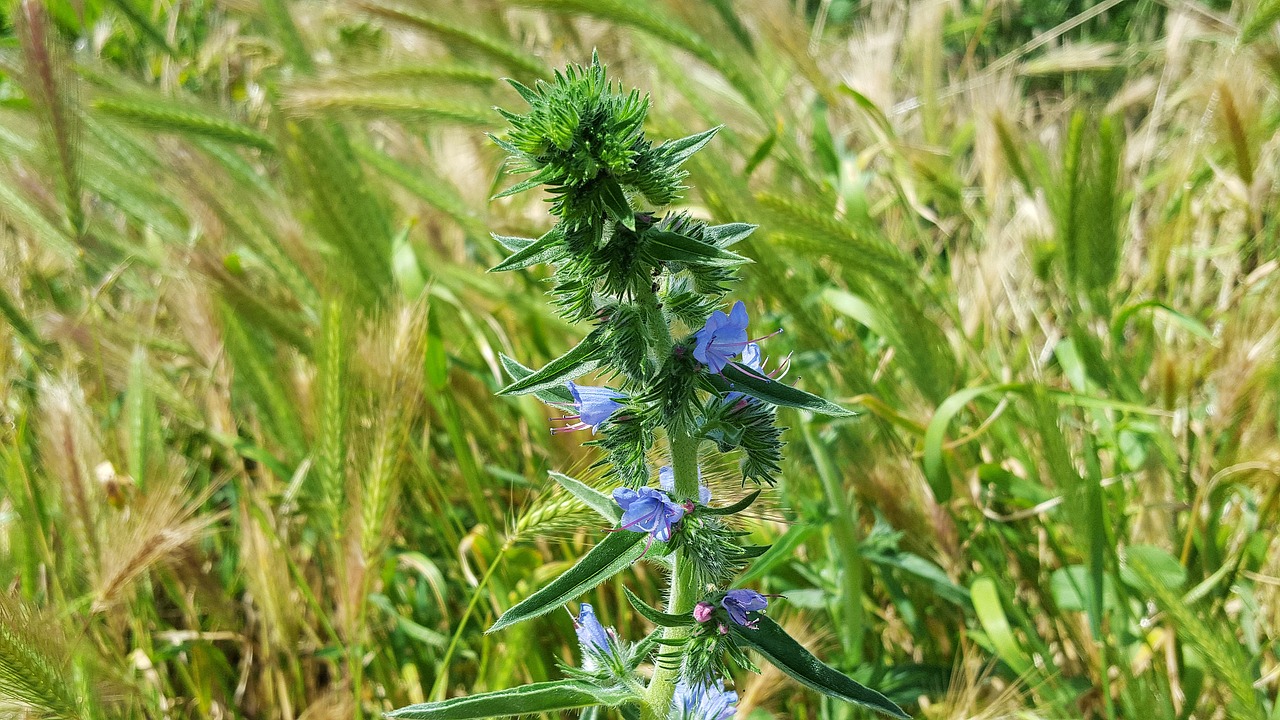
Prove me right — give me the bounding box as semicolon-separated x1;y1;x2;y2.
389;55;908;720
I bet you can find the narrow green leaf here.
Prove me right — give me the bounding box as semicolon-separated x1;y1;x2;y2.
599;176;635;230
657;126;720;167
971;576;1032;676
623;587;694;628
706;364;854;417
490;229;561;271
491;233;535;253
550;471;621;524
387;680;631;719
491;166;557;200
647;230;751;267
498;354;574;405
702;222;757;248
487;531;645;633
700;490;761;516
730;616;909;719
497;334;604;396
736;524;818;585
922;383;1023;502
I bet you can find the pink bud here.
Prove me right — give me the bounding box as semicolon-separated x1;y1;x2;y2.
693;601;714;623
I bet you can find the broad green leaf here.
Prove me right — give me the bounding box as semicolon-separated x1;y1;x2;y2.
970;576;1031;675
599;176;635;230
730;616;909;719
707;365;854;417
550;471;621;524
647;230;752;267
497;334;604;396
1120;545;1186;593
487;531;645;633
657;126;721;167
702;222;757;248
864;549;971;609
700;490;761;516
387;680;632;719
498;354;573;406
623;587;694;628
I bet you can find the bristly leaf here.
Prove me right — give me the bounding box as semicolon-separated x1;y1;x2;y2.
598;176;635;230
646;230;752;268
550;471;621;524
654;126;720;168
487;531;645;633
386;680;633;719
623;587;695;628
498;333;605;396
730;616;909;719
703;222;757;248
490;229;562;271
700;490;761;516
498;354;575;406
708;364;855;417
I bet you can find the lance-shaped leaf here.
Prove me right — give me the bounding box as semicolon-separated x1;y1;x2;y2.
647;230;752;268
490;229;561;271
491;165;557;200
623;587;695;628
498;333;604;396
550;471;621;524
731;617;909;719
386;680;633;719
498;354;574;406
488;530;645;633
707;364;855;417
657;126;721;167
703;222;757;248
598;176;635;230
700;490;761;516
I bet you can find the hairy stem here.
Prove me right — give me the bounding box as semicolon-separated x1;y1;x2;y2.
644;428;701;718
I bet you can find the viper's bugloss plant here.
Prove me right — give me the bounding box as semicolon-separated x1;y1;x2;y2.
386;55;909;720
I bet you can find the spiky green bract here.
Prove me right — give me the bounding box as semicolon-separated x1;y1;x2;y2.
588;413;654;489
489;54;732;324
700;396;785;485
671;513;752;587
642;341;704;435
682;626;759;685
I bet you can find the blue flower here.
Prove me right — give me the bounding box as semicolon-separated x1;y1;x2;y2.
721;589;768;628
658;465;711;505
671;678;738;720
693;301;750;373
574;603;620;671
551;382;624;434
613;486;686;542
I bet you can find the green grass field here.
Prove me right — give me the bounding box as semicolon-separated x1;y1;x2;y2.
1;0;1278;717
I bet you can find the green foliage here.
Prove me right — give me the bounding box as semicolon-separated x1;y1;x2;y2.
386;680;634;719
0;1;1277;719
486;530;646;634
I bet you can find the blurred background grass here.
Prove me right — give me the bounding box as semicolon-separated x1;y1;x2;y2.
0;0;1278;718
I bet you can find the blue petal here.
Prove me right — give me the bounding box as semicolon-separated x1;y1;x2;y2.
612;487;640;511
727;300;748;330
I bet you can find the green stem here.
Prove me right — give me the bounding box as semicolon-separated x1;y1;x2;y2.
644;429;701;719
634;283;702;718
